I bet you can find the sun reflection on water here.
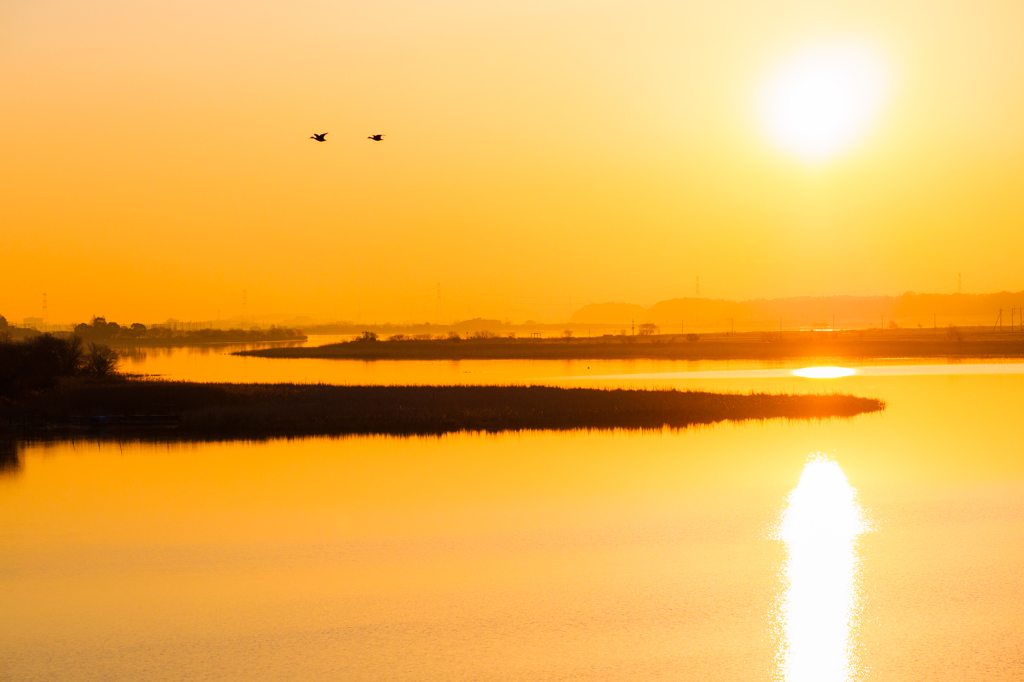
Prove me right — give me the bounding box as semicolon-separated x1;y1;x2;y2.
776;457;867;682
792;366;857;379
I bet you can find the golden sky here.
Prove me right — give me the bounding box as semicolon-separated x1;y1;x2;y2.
3;0;1024;324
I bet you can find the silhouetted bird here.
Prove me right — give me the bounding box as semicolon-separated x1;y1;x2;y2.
310;133;328;141
367;134;385;141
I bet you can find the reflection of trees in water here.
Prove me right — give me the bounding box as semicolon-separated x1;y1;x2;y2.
0;439;21;474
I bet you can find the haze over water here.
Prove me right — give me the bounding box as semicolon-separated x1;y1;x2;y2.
3;353;1023;681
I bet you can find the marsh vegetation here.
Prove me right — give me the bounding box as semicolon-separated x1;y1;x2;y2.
1;379;883;438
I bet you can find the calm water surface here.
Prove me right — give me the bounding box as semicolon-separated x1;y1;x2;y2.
2;348;1023;681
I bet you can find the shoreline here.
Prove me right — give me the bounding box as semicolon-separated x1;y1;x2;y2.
235;328;1024;362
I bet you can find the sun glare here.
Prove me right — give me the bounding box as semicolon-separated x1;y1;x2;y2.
759;44;888;163
792;367;857;379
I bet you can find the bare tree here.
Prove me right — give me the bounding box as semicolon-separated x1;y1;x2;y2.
58;335;85;375
86;343;119;377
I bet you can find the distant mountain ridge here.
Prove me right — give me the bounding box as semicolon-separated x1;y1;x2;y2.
570;292;1024;327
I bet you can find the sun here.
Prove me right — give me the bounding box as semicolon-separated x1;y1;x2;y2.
759;44;888;163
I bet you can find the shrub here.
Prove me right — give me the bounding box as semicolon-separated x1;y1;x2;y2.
561;330;574;339
471;330;498;339
388;334;408;341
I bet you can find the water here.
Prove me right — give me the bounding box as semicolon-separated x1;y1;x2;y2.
118;335;1024;386
2;348;1023;681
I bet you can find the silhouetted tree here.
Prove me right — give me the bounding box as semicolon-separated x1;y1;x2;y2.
58;335;85;375
637;323;659;336
85;343;119;377
0;334;87;396
0;315;8;330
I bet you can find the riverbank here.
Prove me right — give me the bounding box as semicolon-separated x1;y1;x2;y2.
235;327;1024;361
0;378;884;438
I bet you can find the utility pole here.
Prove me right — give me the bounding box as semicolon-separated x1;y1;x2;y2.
243;290;248;326
696;277;700;297
958;273;962;294
42;293;48;331
631;319;635;336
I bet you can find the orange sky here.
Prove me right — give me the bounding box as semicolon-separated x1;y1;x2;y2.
3;0;1024;324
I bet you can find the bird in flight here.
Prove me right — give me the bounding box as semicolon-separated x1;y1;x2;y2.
367;134;385;141
310;133;328;141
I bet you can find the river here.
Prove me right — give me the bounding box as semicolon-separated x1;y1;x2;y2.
1;343;1022;681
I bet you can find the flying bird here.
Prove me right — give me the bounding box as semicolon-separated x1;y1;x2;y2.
367;134;385;141
310;133;328;141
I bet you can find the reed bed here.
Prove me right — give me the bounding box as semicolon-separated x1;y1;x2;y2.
1;378;884;438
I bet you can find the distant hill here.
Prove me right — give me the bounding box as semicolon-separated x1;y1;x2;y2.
570;292;1024;328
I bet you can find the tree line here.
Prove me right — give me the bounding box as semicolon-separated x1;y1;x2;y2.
0;334;120;398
